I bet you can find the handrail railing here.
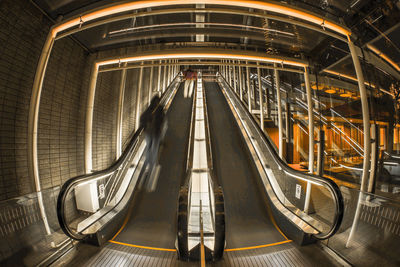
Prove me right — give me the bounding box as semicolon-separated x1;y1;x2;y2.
219;73;344;240
57;74;181;241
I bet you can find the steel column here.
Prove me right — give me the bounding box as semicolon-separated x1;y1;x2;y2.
233;62;237;93
228;60;232;87
135;64;144;131
239;64;243;101
148;62;154;105
163;63;167;93
346;36;371;247
116;64;127;159
274;64;283;159
167;60;171;86
304;67;315;173
265;69;270;118
246;63;251;112
257;63;264;130
85;63;99;173
157;60;162;93
303;67;315;213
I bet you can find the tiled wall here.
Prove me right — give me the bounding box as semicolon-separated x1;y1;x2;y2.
92;71;120;171
38;39;89;190
0;0;54;199
122;69;140;149
0;0;175;263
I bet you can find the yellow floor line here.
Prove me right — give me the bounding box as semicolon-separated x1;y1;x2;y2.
109;240;176;252
224;240;292;252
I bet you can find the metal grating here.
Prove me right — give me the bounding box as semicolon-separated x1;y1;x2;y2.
84;242;179;267
216;244;312;267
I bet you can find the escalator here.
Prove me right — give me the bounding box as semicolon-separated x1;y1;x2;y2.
109;81;193;249
54;74;344;266
54;78;192;265
205;82;342;266
206;81;287;248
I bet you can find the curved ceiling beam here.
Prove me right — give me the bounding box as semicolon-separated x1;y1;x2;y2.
107;22;293;37
91;30;288;50
367;44;400;72
55;7;347;42
51;0;350;38
95;49;308;68
98;61;305;74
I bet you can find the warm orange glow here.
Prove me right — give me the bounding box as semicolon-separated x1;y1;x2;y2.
325;88;336;94
340;93;352;98
51;0;350;37
98;52;308;68
367;44;400;72
323;69;378;89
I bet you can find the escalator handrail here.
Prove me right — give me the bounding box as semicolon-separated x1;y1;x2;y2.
219;74;344;240
57;74;181;240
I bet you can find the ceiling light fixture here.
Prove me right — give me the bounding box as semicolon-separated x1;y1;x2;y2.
325;88;336;94
340;92;352;98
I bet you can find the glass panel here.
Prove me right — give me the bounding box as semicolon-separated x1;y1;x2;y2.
0;187;70;266
324;187;400;266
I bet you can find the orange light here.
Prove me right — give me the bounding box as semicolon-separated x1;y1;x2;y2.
325;88;336;94
98;52;308;68
51;0;350;37
367;44;400;72
323;69;379;90
340;93;352;98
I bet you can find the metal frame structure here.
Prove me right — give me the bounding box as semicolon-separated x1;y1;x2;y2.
27;1;373;250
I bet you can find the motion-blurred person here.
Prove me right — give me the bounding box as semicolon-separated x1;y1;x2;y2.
183;69;197;98
139;95;168;191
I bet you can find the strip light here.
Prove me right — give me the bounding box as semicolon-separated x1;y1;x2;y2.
323;69;377;89
97;52;308;68
367;44;400;72
50;0;350;37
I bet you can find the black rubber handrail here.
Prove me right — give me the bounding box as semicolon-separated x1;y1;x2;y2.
57;127;143;240
57;74;180;240
219;74;344;240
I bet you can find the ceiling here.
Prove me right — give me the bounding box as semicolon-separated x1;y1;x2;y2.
32;0;400;88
